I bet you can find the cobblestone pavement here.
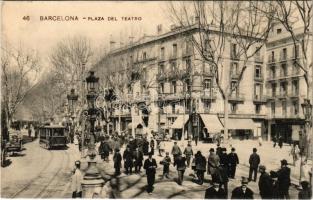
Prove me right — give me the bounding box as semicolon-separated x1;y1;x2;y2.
96;139;301;199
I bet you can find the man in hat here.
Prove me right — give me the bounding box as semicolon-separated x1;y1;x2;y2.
133;147;144;173
143;152;157;194
298;181;312;199
171;141;182;161
71;160;83;198
174;152;187;185
113;148;122;176
277;159;291;199
258;165;273;199
270;171;280;199
183;140;193;168
248;148;260;182
205;180;227;199
123;145;133;175
227;148;239;178
231;177;254;199
160;152;172;179
207;148;220;178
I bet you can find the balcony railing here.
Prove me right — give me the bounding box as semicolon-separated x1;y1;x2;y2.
169;53;178;61
255;55;264;63
182;50;193;58
254;75;264;82
158;56;166;63
230;72;240;79
228;93;245;102
277;92;288;99
164;93;185;101
253;95;267;104
201;91;217;101
230;53;240;60
279;55;287;62
267;56;276;64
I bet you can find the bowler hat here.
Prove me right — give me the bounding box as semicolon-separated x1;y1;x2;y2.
270;171;278;178
281;159;288;165
209;148;214;152
241;177;249;184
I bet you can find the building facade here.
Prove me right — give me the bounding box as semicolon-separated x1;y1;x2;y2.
94;22;310;143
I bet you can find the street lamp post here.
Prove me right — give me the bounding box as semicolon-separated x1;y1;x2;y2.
81;71;105;197
67;89;78;143
299;99;312;182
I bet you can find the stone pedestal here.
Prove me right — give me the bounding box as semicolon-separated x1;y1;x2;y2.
81;156;104;198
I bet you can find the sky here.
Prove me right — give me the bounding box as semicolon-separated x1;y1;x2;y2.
1;1;173;71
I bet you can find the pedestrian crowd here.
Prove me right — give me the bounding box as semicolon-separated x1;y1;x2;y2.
71;132;312;199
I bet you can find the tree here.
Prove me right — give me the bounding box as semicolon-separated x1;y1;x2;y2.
49;35;93;104
1;42;41;134
167;1;274;140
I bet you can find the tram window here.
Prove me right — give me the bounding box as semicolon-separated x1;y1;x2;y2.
53;129;63;136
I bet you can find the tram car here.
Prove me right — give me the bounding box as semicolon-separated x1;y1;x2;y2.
39;125;67;149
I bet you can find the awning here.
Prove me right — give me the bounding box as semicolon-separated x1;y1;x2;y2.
222;118;255;130
171;115;189;129
200;114;223;133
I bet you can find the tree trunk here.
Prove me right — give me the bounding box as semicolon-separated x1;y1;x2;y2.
223;96;229;141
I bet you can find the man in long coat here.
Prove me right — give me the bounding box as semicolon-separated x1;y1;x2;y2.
174;153;187;185
143;153;157;194
228;148;239;178
207;148;220;176
195;151;206;185
231;177;254;199
277;159;291;199
133;147;144;173
258;165;273;199
249;148;260;182
123;146;133;174
113;149;122;176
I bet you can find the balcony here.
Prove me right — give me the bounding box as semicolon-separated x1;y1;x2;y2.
157;73;167;81
182;50;193;58
228;93;245;103
134;57;156;64
158;56;166;63
164;93;185;101
277;92;288;99
279;55;287;62
201;91;217;101
230;53;240;61
289;92;299;99
169;53;178;61
253;95;267;104
266;95;276;101
203;70;214;77
254;75;264;82
255;55;264;63
267;57;276;64
230;72;240;79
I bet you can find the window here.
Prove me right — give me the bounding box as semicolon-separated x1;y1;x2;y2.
159;83;164;94
205;39;212;51
292;64;299;75
255;65;262;78
271;102;276;115
280;82;287;95
203;100;211;112
231;62;238;76
292;80;299;95
231;81;238;96
271;51;275;62
203;79;212;90
294;45;299;58
160;47;165;59
282;101;287;116
293;101;299;115
159;64;165;74
143;52;147;60
277;28;282;34
171;81;177;94
186;59;191;71
173;44;177;56
231;43;237;58
281;64;287;76
271;66;276;78
272;83;277;97
186;79;191;92
203;63;212;74
172;103;176;114
171;61;177;72
255;84;262;99
282;48;287;60
255;105;261;114
230;103;237;113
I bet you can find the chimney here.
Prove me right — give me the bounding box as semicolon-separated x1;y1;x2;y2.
157;24;163;35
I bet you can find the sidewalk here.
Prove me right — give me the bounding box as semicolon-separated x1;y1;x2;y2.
94;139;300;198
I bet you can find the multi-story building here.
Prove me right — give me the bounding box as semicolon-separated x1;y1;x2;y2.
94;23;270;141
265;22;312;143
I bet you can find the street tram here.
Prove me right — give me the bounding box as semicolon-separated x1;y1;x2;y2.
39;125;67;149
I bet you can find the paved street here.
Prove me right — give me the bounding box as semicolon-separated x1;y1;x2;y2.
1;139;301;198
1;140;80;198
